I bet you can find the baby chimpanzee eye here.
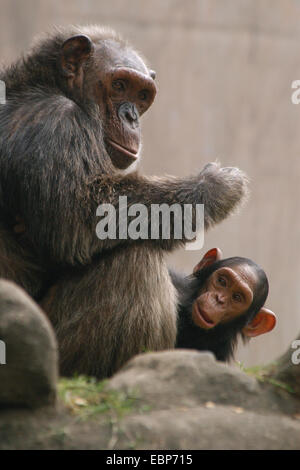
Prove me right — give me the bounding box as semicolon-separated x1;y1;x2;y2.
232;293;242;302
218;276;226;287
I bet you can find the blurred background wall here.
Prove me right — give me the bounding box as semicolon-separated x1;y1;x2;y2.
0;0;300;366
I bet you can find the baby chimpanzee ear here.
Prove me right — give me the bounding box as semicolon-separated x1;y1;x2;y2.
242;308;276;337
193;247;223;274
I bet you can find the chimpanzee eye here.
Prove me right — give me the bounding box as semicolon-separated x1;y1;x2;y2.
233;293;242;302
218;276;226;287
138;89;149;101
112;80;126;92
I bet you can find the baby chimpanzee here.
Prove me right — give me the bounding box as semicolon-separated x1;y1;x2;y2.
170;248;276;361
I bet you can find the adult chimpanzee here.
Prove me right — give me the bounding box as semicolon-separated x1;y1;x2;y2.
172;248;276;361
0;26;248;379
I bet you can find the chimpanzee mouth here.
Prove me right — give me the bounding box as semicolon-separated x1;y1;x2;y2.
192;302;215;329
107;138;139;159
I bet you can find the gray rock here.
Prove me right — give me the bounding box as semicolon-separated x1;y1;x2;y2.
103;350;300;449
0;280;58;407
107;350;294;414
0;348;299;449
115;406;300;450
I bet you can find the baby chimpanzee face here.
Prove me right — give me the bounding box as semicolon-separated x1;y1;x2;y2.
175;248;276;361
192;264;257;330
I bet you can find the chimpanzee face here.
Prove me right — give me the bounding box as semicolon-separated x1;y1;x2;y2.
60;35;156;170
92;40;157;169
192;264;257;330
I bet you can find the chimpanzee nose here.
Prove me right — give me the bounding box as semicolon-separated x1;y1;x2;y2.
216;292;226;304
118;102;138;126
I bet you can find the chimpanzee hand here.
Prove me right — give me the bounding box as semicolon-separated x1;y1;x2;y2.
198;162;249;229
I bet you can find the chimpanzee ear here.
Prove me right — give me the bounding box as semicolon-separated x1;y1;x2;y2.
61;35;94;77
193;247;223;274
242;308;277;338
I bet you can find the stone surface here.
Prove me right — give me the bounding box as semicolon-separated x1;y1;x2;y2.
0;350;300;450
105;350;300;449
107;350;297;414
0;280;58;407
116;406;300;450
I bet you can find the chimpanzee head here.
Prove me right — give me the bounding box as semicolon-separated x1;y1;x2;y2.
177;248;276;361
59;29;156;170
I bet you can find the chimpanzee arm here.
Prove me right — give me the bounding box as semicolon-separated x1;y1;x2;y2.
0;93;248;265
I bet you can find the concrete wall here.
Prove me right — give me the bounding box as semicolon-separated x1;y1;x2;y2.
0;0;300;365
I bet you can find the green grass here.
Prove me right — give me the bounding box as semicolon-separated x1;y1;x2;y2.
236;361;295;394
58;375;141;420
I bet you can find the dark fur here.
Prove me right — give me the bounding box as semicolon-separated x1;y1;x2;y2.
172;258;268;361
0;26;248;378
